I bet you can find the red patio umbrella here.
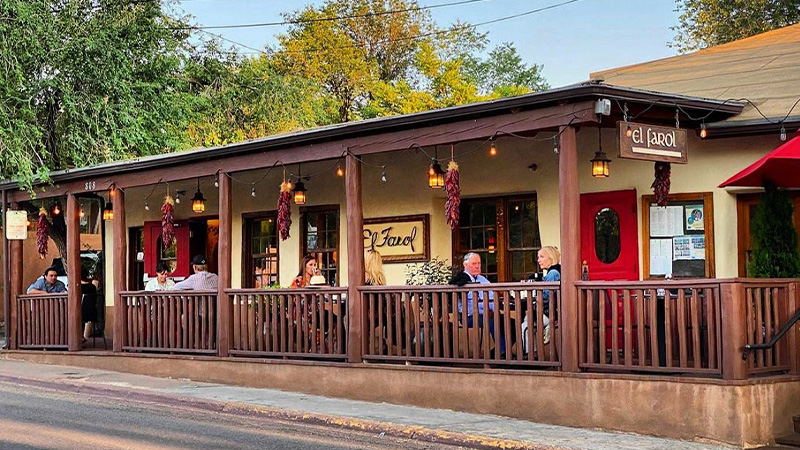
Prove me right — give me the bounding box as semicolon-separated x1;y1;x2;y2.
719;130;800;187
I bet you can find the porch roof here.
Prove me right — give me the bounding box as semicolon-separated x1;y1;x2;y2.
0;82;742;196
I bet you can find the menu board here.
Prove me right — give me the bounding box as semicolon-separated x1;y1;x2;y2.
649;201;707;277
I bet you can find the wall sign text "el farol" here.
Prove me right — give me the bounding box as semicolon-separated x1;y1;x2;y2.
363;214;430;263
618;121;688;164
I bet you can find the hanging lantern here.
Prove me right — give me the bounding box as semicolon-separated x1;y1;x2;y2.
103;202;114;221
293;180;307;205
591;124;610;178
191;178;206;213
428;159;445;188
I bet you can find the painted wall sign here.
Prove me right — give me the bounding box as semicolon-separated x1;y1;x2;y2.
618;121;688;164
5;210;28;240
363;214;430;263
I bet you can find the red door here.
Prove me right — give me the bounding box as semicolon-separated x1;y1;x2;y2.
144;220;190;278
580;190;640;349
580;190;639;281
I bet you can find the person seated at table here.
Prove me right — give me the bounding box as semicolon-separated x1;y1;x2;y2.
174;255;218;290
292;254;318;288
80;267;98;344
522;246;561;349
27;267;67;294
145;261;175;291
365;249;386;286
448;252;504;354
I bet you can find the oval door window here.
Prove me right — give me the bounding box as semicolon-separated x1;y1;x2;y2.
594;207;621;264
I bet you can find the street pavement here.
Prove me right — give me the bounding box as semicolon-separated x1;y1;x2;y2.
0;357;734;450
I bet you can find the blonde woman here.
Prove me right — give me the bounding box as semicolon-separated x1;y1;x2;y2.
365;249;386;286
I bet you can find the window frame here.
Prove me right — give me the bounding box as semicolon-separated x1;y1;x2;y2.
452;193;541;282
242;211;280;289
301;204;341;286
641;192;715;279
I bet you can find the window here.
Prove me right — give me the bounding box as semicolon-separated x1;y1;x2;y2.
736;192;800;276
642;192;715;278
243;213;279;288
594;207;621;264
302;206;339;285
454;195;541;282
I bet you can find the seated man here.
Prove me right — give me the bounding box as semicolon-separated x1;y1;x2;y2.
174;255;219;290
448;252;504;354
27;267;67;294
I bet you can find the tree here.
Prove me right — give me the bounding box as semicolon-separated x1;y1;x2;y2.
463;42;549;96
181;44;336;148
0;0;193;192
747;183;800;278
672;0;800;52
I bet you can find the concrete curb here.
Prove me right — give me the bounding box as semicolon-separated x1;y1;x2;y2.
0;373;564;450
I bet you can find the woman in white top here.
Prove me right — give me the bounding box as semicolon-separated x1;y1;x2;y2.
145;261;175;291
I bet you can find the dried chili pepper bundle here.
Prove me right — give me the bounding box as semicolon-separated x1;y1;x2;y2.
36;208;49;259
161;195;175;249
445;160;461;230
651;161;671;207
278;181;292;241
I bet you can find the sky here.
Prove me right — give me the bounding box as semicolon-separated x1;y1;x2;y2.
171;0;681;88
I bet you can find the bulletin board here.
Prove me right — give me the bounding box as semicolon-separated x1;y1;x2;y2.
642;192;715;279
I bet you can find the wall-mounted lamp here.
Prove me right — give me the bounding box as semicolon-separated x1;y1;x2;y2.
191;178;206;213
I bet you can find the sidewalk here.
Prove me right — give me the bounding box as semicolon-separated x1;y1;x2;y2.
0;357;733;450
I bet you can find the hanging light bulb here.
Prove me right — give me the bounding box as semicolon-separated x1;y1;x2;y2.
780;124;787;141
52;204;61;215
251;186;256;197
699;122;708;139
103;202;113;221
381;166;387;183
591;123;610;178
145;201;150;211
625;122;633;138
109;185;116;198
191;178;206;213
489;138;497;156
553;137;559;154
213;173;219;188
79;209;85;218
336;165;344;177
428;159;445;188
293;179;307;205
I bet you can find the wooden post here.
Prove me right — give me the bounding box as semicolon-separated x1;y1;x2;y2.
66;194;82;351
2;190;8;348
8;202;23;350
112;189;127;352
558;125;580;373
217;172;232;357
788;282;798;375
720;281;748;380
345;153;364;363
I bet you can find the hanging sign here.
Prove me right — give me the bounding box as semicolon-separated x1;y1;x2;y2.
363;214;429;263
618;122;688;164
5;210;28;240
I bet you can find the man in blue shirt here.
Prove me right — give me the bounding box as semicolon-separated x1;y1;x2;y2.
449;252;503;354
27;267;67;294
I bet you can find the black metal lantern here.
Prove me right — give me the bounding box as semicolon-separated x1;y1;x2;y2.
191;178;206;213
428;159;445;188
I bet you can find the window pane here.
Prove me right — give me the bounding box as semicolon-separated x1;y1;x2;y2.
595;207;621;264
510;251;536;281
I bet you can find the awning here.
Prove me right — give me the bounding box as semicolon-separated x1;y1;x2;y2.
719;130;800;187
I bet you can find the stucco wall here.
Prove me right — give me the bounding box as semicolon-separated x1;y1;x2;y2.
102;128;781;298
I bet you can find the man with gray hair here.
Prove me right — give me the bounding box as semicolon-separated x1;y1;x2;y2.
448;252;503;354
174;255;218;290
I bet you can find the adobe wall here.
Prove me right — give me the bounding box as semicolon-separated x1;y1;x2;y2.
5;351;798;447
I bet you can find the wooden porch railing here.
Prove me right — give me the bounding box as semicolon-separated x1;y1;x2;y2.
359;283;561;367
119;291;217;354
16;293;69;349
576;280;722;376
742;280;799;375
226;288;347;360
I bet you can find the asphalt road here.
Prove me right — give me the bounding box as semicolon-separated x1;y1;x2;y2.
0;381;465;450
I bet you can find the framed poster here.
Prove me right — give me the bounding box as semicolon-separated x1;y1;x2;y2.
5;210;28;240
685;205;704;231
363;214;430;263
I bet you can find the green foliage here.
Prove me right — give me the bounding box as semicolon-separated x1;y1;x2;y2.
747;183;800;278
405;257;455;286
0;0;194;191
672;0;800;52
